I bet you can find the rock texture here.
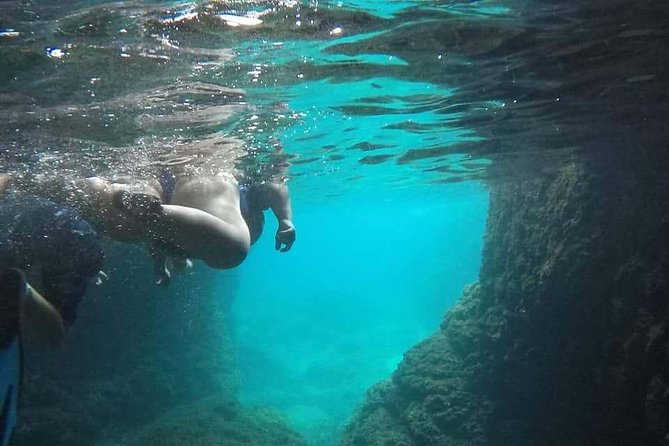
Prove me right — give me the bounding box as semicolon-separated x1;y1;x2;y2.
342;151;669;445
341;0;669;443
118;397;307;446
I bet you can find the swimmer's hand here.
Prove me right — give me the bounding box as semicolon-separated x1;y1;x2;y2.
154;266;171;287
95;270;109;286
275;223;295;252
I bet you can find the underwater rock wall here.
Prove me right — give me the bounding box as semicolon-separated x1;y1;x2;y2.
118;397;307;446
342;151;669;446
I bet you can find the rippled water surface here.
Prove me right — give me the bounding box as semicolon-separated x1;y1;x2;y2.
2;0;665;186
0;0;502;186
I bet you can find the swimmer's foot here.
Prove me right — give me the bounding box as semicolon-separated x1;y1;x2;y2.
112;190;164;222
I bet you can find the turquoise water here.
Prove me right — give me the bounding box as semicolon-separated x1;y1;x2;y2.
234;182;486;442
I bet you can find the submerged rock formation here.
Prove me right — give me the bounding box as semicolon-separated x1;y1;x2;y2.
118;397;307;446
342;150;669;445
340;0;669;443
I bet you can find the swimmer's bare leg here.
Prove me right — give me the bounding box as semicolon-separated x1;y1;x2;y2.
150;205;250;270
23;283;65;345
0;174;11;195
109;188;250;270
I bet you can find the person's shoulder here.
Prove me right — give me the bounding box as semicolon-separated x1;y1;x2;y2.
2;193;96;242
0;193;54;222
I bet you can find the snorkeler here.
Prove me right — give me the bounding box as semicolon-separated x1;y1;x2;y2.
0;193;105;329
0;195;104;445
94;173;295;285
2;171;295;285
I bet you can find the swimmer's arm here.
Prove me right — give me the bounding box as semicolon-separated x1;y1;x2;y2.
259;182;295;252
266;182;294;229
21;284;65;345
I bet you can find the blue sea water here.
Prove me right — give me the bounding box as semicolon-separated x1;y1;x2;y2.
221;4;491;436
233;182;487;441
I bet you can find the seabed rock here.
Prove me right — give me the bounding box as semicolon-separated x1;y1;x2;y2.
342;152;669;446
114;398;307;446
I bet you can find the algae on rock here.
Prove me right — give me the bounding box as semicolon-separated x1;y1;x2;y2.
120;398;307;446
342;153;669;445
